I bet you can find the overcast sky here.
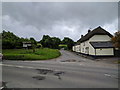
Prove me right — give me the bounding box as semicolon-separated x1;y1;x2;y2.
2;2;118;41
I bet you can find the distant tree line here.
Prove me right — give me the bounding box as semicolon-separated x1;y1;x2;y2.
3;30;120;50
1;30;75;50
40;35;75;50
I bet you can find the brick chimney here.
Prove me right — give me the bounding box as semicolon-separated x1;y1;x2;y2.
81;35;83;38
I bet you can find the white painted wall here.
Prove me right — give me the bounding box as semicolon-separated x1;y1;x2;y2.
96;48;114;55
72;46;76;51
23;43;31;47
88;42;95;55
80;40;95;55
27;44;32;46
80;42;86;54
89;35;111;42
73;45;80;52
72;46;75;51
88;35;112;55
23;44;27;47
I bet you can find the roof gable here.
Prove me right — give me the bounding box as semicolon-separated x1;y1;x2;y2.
77;26;113;43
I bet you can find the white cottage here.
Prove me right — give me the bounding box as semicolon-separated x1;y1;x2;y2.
23;41;32;48
73;26;114;57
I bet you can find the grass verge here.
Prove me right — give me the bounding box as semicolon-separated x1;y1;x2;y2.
3;48;61;60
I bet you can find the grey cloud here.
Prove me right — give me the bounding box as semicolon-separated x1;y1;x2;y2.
2;2;118;41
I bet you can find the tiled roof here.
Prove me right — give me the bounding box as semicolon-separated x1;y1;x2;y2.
90;41;114;48
77;26;113;43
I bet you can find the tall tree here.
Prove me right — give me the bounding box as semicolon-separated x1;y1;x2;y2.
40;35;61;49
51;37;61;49
30;37;37;45
40;35;52;48
111;31;120;49
2;30;21;49
30;37;37;53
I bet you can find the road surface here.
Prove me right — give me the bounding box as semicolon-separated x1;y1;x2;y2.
1;50;119;88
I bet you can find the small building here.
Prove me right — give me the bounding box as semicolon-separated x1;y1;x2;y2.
23;41;32;48
73;26;114;57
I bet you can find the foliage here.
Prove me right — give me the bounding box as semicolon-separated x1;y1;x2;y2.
51;37;61;49
111;31;120;49
40;35;74;50
2;30;37;49
2;30;21;49
30;37;37;45
36;43;42;48
30;37;37;52
3;48;61;60
40;35;52;48
40;35;61;49
61;37;75;50
2;30;75;50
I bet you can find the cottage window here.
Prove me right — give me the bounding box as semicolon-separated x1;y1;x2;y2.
82;48;84;52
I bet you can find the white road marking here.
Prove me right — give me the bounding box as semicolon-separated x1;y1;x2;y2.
79;63;83;65
1;64;66;73
1;64;54;71
104;74;111;77
104;73;118;79
1;64;36;69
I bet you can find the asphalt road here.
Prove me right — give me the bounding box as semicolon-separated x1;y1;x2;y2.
1;50;119;88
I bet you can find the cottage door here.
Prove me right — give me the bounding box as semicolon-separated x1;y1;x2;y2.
86;47;89;55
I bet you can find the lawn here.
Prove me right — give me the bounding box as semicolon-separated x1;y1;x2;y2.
2;48;61;60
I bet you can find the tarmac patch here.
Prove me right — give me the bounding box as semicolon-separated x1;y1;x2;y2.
36;69;53;75
32;76;46;80
61;59;77;62
35;68;65;80
54;71;65;80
